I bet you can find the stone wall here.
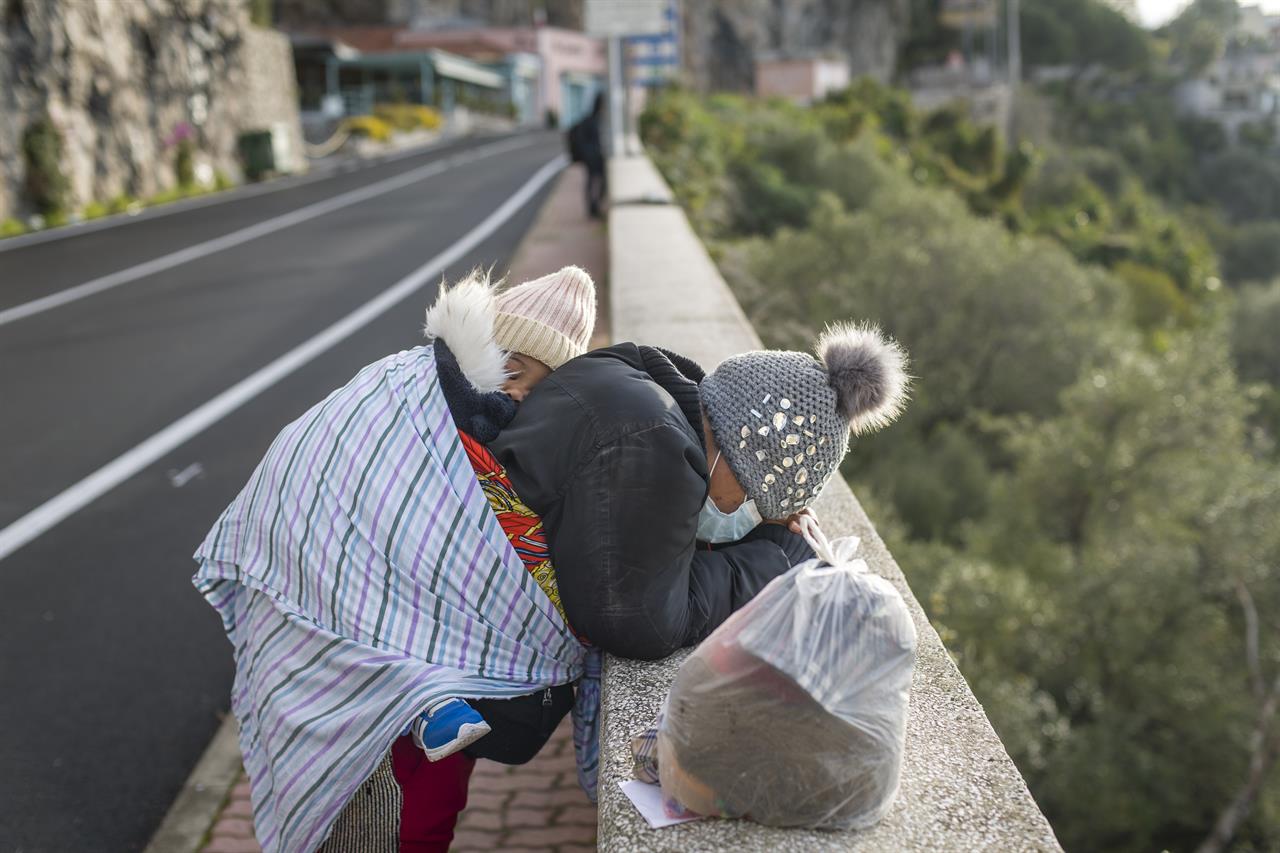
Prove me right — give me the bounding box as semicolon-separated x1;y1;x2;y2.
0;0;304;221
241;26;307;174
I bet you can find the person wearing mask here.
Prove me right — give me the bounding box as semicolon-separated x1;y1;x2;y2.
489;322;911;661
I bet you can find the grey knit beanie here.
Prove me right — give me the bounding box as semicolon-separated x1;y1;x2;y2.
700;323;910;519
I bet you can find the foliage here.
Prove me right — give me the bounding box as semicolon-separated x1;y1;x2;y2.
174;139;195;188
1233;281;1280;389
248;0;272;27
1111;260;1193;332
214;171;234;192
373;103;442;132
0;217;27;238
1020;0;1153;71
21;114;70;217
1238;120;1276;154
1197;151;1280;223
643;82;1216;299
343;115;393;142
107;194;140;215
1218;220;1280;284
643;82;1280;852
147;186;186;206
81;200;108;220
941;331;1279;852
899;0;960;69
1165;0;1242;68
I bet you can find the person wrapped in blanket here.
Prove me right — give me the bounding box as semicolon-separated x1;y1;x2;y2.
193;266;603;853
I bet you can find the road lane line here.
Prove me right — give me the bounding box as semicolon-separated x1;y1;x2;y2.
0;135;539;329
0;133;513;256
0;153;567;563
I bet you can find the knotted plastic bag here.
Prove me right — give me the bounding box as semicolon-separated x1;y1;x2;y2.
657;519;916;830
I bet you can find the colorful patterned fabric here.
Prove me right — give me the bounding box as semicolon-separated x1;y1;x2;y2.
193;346;585;853
459;432;566;626
458;430;602;802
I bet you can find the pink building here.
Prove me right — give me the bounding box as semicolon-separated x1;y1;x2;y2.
395;27;606;127
755;55;851;104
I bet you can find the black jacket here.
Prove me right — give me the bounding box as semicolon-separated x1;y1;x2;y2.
488;343;812;661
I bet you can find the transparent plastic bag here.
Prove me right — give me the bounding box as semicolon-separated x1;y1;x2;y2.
657;519;916;830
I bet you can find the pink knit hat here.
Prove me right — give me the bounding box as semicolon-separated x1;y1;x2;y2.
493;266;597;370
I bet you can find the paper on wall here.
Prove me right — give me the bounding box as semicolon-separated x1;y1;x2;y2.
619;779;705;829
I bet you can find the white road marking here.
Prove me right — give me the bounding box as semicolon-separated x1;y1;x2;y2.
0;154;567;563
167;463;205;488
0;135;539;329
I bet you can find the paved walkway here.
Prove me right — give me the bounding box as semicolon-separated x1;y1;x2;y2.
506;164;610;350
202;163;606;853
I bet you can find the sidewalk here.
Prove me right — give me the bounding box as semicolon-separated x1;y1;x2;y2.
198;162;606;853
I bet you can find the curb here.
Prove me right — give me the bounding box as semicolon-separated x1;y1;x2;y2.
143;714;243;853
0;128;523;254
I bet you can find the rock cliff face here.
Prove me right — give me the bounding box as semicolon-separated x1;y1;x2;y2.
680;0;909;92
0;0;303;220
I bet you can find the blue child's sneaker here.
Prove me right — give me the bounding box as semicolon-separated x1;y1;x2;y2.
410;698;492;762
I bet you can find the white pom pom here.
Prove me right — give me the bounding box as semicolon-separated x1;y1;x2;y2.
423;269;509;393
815;321;910;435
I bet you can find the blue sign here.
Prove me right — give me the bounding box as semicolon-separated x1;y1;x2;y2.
626;1;679;86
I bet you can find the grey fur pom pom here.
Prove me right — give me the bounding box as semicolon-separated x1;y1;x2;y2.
816;321;910;435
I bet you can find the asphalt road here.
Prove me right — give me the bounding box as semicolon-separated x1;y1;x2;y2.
0;130;565;852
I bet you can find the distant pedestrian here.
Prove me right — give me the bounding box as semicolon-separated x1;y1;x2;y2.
567;93;607;219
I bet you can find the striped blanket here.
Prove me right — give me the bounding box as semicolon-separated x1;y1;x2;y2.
193;346;586;853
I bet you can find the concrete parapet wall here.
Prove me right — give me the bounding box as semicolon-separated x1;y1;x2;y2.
599;151;1063;852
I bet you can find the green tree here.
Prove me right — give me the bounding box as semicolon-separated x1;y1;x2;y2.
723;182;1128;539
1219;221;1280;284
1198;151;1280;223
965;330;1280;851
1020;0;1152;72
1184;19;1226;74
1233;280;1280;388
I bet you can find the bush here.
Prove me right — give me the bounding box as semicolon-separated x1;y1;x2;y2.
343;115;393;142
1111;260;1193;331
82;200;109;220
373;104;442;132
1219;220;1280;284
148;187;185;206
175;139;195;188
1233;280;1280;387
0;217;27;238
108;194;140;215
21;114;71;217
248;0;271;26
1019;0;1152;71
214;171;234;191
1196;150;1280;222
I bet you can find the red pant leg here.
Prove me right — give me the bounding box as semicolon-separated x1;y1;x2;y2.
392;735;476;852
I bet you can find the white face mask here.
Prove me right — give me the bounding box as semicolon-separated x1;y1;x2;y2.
696;451;763;543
